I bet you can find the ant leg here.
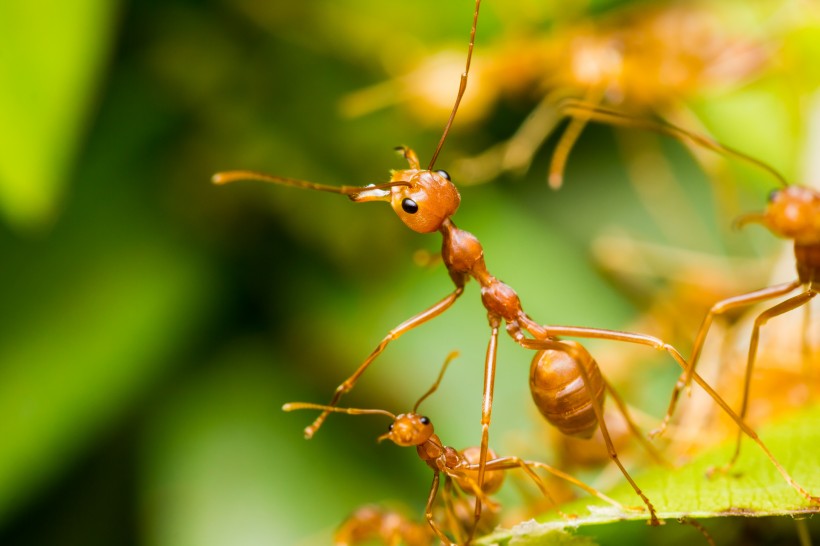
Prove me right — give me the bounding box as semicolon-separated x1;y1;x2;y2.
441;478;466;545
601;380;671;468
565;342;659;524
678;517;716;546
424;472;453;546
474;324;500;530
721;287;817;472
686;281;800;394
517;328;820;504
676;355;820;504
304;286;464;438
514;336;660;524
525;460;627;512
549;89;605;189
548;108;592;190
519;317;688;437
475;456;629;514
653;281;802;438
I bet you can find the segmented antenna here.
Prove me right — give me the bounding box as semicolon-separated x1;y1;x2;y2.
428;0;482;170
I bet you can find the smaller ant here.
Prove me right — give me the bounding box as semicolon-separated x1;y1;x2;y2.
333;505;434;546
284;352;628;545
553;100;818;469
333;483;500;546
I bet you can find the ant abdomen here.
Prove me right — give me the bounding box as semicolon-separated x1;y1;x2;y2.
456;446;505;495
529;342;606;439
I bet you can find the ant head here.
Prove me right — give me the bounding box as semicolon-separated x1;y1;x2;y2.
739;186;820;244
378;413;434;447
351;148;461;234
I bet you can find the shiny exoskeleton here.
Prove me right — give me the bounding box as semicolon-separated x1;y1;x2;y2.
548;101;820;475
283;353;624;545
215;0;819;529
529;342;606;439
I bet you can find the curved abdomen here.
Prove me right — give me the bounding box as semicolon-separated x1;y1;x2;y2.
529;341;605;439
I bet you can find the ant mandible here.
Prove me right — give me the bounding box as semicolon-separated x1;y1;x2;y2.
553;99;819;470
213;0;819;521
284;352;629;545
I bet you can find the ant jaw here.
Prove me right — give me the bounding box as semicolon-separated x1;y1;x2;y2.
732;212;766;231
350;185;392;203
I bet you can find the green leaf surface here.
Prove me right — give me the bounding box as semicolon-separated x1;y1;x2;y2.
476;405;820;545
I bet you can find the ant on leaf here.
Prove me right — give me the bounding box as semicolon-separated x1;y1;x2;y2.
213;0;819;525
285;351;629;545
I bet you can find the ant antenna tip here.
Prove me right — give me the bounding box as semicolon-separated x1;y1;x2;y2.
211;173;230;185
548;173;565;190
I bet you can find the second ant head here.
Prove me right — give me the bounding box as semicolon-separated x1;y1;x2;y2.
379;413;435;446
352;147;461;234
736;185;820;244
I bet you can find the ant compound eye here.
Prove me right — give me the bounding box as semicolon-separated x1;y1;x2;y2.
401;198;419;214
768;189;781;203
435;170;451;181
420;416;430;425
388;423;394;431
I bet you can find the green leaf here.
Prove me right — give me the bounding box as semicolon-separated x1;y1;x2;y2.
475;406;820;545
0;0;119;229
0;238;214;523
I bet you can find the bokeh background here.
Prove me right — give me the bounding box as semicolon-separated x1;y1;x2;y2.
1;0;819;544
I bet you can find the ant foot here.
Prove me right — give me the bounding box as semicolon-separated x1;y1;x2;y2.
705;463;739;480
648;419;669;439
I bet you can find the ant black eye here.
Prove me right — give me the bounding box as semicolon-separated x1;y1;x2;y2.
420;416;430;425
768;189;781;203
388;423;394;431
401;198;419;214
436;170;451;181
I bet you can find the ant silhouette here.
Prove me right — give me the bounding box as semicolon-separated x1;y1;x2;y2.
552;100;819;469
284;352;629;545
213;0;819;523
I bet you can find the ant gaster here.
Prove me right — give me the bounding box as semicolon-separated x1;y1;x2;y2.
553;100;819;473
214;0;819;526
283;352;627;545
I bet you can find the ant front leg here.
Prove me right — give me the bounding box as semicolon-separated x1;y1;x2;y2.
721;284;817;472
474;323;500;530
424;471;453;546
304;286;464;438
679;280;801;417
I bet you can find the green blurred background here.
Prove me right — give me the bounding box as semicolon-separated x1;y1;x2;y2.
1;0;818;544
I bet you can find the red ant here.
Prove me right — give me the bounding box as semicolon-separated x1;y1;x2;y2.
213;0;819;524
284;352;629;545
553;100;819;469
333;478;502;546
333;504;435;546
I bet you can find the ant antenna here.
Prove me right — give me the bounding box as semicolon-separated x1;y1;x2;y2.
282;403;396;422
556;99;791;189
211;171;411;197
413;351;460;412
427;0;482;170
